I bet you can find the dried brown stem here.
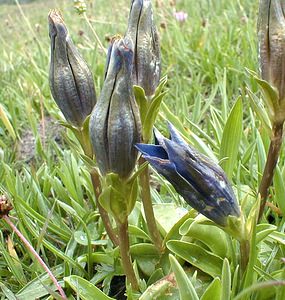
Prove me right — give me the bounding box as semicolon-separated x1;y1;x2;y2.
258;121;284;221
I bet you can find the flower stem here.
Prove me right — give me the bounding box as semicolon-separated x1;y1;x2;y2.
258;121;284;222
75;127;119;246
90;169;119;246
116;218;139;291
139;157;164;253
3;215;67;300
240;239;250;274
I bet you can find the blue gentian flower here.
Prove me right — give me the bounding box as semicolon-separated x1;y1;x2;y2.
89;37;141;179
136;123;240;226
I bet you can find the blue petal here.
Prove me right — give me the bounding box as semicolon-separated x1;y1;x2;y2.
135;143;168;159
153;127;167;149
145;155;228;226
164;139;240;219
167;122;189;148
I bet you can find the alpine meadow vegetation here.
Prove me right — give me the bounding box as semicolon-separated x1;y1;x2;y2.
1;0;285;299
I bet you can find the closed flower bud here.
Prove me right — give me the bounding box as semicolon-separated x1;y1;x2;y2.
136;123;240;226
90;38;141;179
258;0;285;101
48;10;96;127
125;0;161;96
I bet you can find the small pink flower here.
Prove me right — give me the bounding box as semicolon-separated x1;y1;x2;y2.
173;11;188;23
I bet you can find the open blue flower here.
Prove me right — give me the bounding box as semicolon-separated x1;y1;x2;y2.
136;123;240;226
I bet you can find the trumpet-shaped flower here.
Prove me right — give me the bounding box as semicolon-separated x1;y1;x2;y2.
49;10;96;127
125;0;161;96
89;37;141;179
136;123;240;226
258;0;285;102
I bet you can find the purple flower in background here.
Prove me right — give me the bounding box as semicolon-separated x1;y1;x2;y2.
174;11;188;23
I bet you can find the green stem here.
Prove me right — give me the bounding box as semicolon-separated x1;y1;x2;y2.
90;169;119;246
116;218;139;291
258;121;284;222
74;126;119;246
139;157;164;253
240;239;250;274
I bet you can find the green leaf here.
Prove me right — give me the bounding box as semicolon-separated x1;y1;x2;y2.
143;91;167;141
0;103;17;140
268;231;285;245
0;282;18;300
169;254;199;300
153;75;168;98
139;274;176;300
129;225;151;241
65;275;115;300
256;224;277;244
247;88;271;134
153;203;188;237
273;166;285;216
130;244;160;277
167;240;223;277
0;237;27;286
180;221;230;258
134;85;148;123
201;278;221;300
219;96;243;180
221;258;231;300
16;265;64;300
247;69;279;120
74;230;108;246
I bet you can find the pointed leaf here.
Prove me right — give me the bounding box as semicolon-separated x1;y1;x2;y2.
220;97;243;180
169;254;199;300
167;240;223;277
65;275;114;300
201;278;221;300
221;258;231;300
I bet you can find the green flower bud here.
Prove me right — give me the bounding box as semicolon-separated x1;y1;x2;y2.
258;0;285;101
48;10;96;127
89;38;142;179
126;0;161;96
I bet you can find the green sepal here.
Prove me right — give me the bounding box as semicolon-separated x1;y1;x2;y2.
99;165;148;223
59;115;94;158
222;214;245;241
99;173;128;223
245;195;261;238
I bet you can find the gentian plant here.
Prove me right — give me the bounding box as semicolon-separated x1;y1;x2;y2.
1;0;285;299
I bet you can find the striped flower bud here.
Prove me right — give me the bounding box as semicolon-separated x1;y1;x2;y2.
258;0;285;102
136;123;240;226
89;38;141;179
125;0;161;96
48;10;96;127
